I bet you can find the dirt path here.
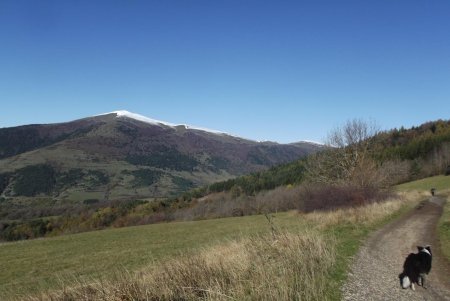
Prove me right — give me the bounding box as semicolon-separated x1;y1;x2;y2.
342;196;450;301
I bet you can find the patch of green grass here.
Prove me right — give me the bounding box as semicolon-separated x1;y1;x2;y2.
438;193;450;261
396;175;450;192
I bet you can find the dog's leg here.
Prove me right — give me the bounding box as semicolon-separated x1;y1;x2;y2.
421;274;427;289
411;283;415;291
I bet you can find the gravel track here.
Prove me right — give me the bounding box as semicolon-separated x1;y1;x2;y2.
342;197;450;301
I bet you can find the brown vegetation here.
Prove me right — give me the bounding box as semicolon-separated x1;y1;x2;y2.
305;119;383;188
299;183;392;212
304;191;425;228
173;185;304;221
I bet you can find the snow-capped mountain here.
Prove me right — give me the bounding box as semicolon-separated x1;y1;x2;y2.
100;110;227;135
0;111;323;201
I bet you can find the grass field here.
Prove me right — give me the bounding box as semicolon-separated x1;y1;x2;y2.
0;190;429;300
0;212;305;299
396;175;450;192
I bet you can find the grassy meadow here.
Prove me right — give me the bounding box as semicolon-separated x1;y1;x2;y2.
0;189;426;301
0;213;305;299
396;174;450;192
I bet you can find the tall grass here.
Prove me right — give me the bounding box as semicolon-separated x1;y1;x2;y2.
303;191;426;228
25;231;335;301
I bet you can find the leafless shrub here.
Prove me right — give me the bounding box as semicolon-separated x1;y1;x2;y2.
172;186;305;221
251;186;304;213
421;142;450;177
299;183;392;213
378;160;411;185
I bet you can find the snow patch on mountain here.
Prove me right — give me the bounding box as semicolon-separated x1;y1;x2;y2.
298;140;326;146
112;110;176;127
99;110;228;135
98;110;320;145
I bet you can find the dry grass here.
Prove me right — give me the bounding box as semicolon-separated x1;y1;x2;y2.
24;231;335;301
303;191;425;229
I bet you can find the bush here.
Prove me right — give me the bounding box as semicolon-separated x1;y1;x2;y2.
300;184;391;212
0;219;50;241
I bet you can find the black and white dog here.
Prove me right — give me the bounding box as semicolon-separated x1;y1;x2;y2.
399;246;432;290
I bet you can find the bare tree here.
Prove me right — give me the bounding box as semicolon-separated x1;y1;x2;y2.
305;119;383;188
378;159;411;185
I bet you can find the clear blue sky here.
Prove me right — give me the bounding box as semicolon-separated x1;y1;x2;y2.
1;1;449;143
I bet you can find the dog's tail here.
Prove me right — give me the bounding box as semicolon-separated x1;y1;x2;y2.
401;275;411;289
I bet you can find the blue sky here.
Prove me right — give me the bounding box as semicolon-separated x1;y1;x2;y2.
1;1;449;143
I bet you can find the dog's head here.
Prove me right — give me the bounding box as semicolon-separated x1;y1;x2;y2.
417;245;432;256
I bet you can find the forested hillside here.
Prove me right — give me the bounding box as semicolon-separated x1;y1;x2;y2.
188;119;450;199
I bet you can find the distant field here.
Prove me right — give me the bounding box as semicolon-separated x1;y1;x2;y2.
396;175;450;192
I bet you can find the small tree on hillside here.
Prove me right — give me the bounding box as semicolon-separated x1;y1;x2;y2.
305;119;384;188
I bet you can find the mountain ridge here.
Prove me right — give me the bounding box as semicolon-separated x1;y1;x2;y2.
0;111;323;201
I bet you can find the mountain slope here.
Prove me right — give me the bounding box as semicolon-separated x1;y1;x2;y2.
0;111;321;201
173;119;450;204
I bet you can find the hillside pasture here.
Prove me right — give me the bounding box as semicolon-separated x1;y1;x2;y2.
0;213;303;299
396;174;450;192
